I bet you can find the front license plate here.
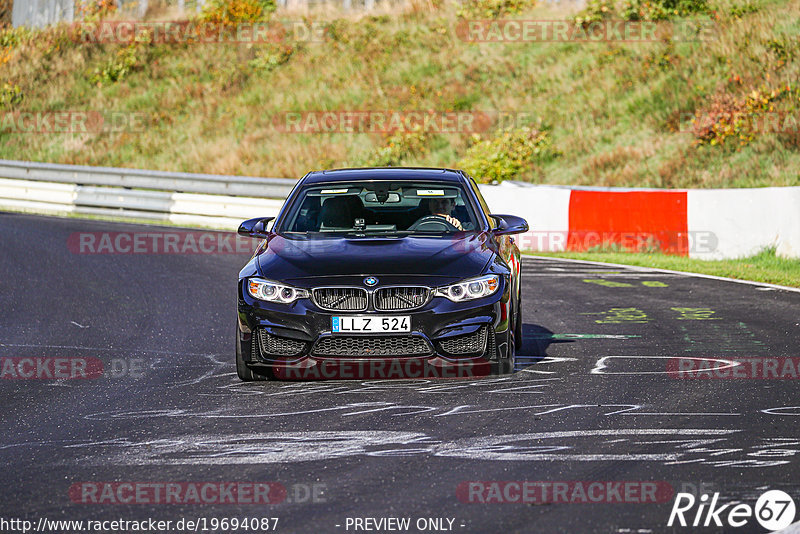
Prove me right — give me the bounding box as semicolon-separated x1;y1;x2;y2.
332;316;410;334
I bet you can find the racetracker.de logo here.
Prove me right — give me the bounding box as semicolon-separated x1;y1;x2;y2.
273;359;490;380
668;357;800;379
72;20;326;44
0;357;103;380
271;111;535;134
513;230;718;254
457;481;674;504
679;111;800;135
0;111;146;134
456;20;716;42
68;232;258;254
69;482;286;504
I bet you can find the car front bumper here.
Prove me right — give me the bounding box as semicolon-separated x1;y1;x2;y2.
237;277;512;379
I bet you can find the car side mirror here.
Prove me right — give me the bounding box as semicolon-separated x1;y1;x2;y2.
238;217;275;238
490;214;528;236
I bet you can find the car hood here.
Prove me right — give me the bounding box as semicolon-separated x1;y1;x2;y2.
254;233;496;285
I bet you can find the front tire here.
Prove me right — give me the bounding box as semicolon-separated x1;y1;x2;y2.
514;292;524;351
496;297;521;375
236;328;271;381
492;327;516;375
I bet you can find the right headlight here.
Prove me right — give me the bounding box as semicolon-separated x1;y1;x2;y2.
246;278;309;304
433;274;500;302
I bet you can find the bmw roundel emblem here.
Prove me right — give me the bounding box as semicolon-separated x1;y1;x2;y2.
364;276;378;287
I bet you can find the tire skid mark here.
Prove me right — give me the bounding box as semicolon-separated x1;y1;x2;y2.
4;428;789;468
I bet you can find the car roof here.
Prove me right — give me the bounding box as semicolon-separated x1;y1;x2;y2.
301;167;466;185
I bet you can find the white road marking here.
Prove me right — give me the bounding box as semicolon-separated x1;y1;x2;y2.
591;355;740;375
523;254;800;293
762;407;800;416
520;272;680;278
773;520;800;534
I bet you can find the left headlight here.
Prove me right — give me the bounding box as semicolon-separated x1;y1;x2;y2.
246;278;310;304
434;274;500;302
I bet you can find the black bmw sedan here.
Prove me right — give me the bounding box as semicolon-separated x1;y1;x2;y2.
236;167;528;381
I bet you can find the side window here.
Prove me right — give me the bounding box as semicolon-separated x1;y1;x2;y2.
466;175;495;229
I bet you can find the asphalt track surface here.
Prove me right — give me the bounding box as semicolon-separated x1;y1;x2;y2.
1;211;799;534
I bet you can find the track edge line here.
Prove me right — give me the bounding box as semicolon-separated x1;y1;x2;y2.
523;254;800;293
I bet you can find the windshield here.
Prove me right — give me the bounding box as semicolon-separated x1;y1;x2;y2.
280;181;480;235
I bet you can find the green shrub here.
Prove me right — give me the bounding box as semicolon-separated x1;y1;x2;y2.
89;44;140;86
691;86;794;146
577;0;709;23
766;37;796;65
728;1;760;18
0;82;23;108
363;128;429;166
621;0;709;20
0;27;30;49
574;0;615;25
248;44;294;72
458;127;558;183
78;0;117;22
642;42;676;72
200;0;276;24
324;20;351;44
457;0;535;19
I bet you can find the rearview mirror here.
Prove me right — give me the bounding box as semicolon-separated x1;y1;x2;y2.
238;217;275;238
490;214;528;236
364;192;401;203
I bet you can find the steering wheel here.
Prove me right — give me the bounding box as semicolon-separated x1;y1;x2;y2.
408;215;459;232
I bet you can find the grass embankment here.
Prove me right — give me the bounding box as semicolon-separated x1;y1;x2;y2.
0;0;798;186
531;248;800;287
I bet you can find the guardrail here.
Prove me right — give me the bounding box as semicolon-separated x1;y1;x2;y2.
0;159;296;228
2;159;798;259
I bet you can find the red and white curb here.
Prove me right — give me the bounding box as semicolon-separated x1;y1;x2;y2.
480;182;800;260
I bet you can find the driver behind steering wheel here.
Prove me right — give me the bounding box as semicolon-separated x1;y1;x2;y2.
426;197;463;230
